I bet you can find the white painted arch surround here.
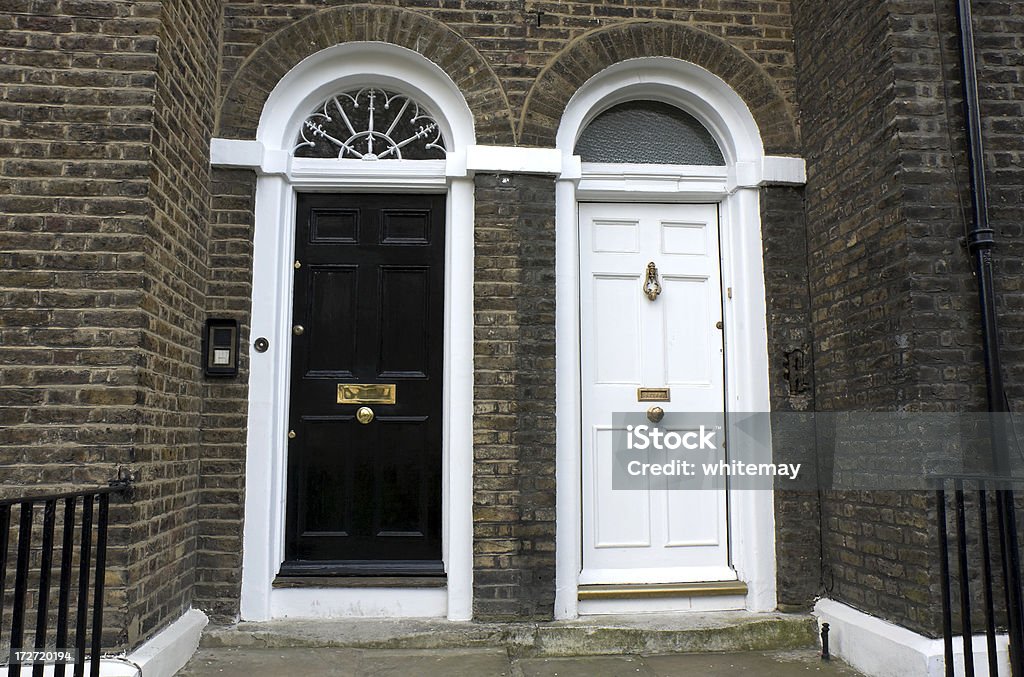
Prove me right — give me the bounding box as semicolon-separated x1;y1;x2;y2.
212;46;805;623
227;42;476;621
554;58;800;618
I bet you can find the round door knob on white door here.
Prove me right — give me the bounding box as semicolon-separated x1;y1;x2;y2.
647;406;664;423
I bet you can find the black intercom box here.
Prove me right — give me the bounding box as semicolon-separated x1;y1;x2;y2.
203;318;240;377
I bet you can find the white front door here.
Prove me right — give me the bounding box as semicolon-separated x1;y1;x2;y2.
579;202;732;585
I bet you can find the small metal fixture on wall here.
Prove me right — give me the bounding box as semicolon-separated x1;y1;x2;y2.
203;318;240;377
783;347;809;396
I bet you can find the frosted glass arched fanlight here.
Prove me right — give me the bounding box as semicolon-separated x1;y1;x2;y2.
574;100;725;165
294;88;446;160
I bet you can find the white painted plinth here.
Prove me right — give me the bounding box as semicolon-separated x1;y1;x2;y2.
0;608;207;677
814;599;1009;677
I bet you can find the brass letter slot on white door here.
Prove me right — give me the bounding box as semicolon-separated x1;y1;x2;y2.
637;388;670;402
337;383;396;405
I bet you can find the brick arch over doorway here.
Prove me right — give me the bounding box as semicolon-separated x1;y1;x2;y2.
519;21;800;154
215;4;514;144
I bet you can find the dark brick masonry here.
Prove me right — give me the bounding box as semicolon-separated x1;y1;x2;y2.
1;0;220;650
5;0;1022;652
472;174;557;621
790;0;1022;636
761;185;821;611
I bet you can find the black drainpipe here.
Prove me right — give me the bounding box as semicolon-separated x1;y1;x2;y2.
954;0;1006;425
954;1;1024;672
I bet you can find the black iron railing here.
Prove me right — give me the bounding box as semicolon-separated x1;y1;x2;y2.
1;485;123;677
937;475;1024;677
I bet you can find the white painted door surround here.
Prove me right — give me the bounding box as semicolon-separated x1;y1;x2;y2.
579;202;731;586
209;45;805;621
554;57;805;618
212;42;476;621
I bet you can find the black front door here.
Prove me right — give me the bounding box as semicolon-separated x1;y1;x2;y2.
282;192;445;577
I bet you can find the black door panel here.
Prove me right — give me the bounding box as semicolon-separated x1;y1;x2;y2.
282;193;445;577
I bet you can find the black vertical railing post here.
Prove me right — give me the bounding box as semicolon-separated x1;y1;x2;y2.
0;487;124;677
994;488;1024;677
32;500;57;677
955;481;976;677
939;487;956;677
11;502;35;677
89;494;109;677
1006;490;1024;677
0;504;10;641
54;497;77;677
977;487;999;676
72;496;94;677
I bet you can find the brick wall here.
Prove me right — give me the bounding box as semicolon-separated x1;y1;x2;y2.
0;2;158;486
889;0;986;410
217;1;799;150
968;0;1024;407
194;168;256;623
0;0;1015;637
0;0;221;649
472;174;557;621
0;0;161;649
792;0;938;634
791;0;1024;635
761;186;821;610
125;0;221;646
26;0;1016;634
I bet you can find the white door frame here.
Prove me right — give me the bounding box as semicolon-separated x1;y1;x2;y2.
553;58;805;618
210;42;476;621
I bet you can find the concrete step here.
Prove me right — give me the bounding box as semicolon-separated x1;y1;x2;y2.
201;611;818;658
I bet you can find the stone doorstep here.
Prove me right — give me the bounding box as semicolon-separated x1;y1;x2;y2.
200;611;817;658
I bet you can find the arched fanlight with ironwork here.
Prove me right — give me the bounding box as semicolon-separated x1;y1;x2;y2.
294;88;446;160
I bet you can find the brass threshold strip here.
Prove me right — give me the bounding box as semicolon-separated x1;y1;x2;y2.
578;580;749;600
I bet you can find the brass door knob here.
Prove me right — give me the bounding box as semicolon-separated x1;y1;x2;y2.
647;406;665;423
292;325;305;336
356;407;374;424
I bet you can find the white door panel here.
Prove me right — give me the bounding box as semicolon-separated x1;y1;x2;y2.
592;425;650;548
579;202;730;586
592;275;643;384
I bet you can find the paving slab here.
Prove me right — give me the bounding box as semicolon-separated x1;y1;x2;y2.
642;650;863;676
354;648;513;677
176;647;362;677
515;655;653;677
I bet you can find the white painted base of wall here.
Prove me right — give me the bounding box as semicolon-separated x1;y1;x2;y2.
579;594;747;615
0;608;208;677
814;599;1009;677
270;588;447;619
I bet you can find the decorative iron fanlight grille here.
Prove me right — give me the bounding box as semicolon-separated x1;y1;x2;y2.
294;88;446;160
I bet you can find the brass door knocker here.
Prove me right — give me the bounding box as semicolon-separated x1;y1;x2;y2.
643;262;662;301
